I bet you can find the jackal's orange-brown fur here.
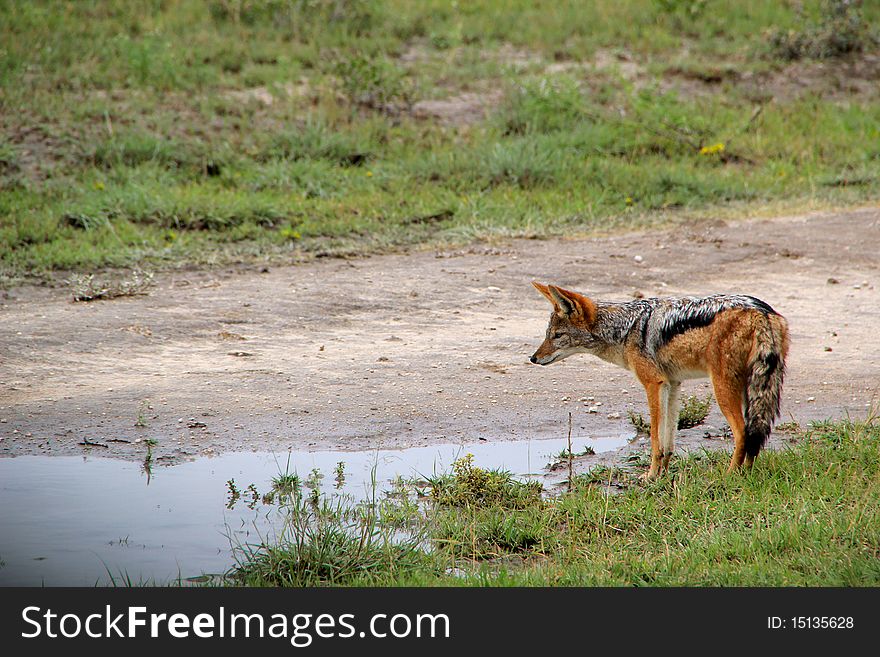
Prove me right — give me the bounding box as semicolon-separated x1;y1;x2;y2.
531;282;790;478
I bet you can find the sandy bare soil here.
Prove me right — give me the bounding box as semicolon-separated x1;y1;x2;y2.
1;208;878;473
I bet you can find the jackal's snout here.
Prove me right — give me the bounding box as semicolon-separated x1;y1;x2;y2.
529;340;556;365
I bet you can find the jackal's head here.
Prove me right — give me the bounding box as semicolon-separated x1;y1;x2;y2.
530;282;599;365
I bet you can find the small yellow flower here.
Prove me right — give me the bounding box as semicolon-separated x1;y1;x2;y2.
625;196;634;205
94;181;105;190
366;171;373;177
699;142;725;155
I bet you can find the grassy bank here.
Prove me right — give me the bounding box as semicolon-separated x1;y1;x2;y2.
2;0;879;280
227;417;880;587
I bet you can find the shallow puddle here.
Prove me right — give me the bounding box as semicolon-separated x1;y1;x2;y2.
0;434;628;586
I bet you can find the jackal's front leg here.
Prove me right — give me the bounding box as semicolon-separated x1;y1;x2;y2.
640;381;664;480
660;381;680;474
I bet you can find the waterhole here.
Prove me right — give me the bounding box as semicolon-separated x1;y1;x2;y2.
0;434;628;586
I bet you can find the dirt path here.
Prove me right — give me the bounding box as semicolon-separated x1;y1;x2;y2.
2;208;878;471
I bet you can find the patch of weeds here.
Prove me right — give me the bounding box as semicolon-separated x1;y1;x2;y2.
228;469;303;509
427;454;543;509
61;212;110;231
628;89;714;157
811;411;879;447
305;467;324;505
116;33;181;89
88;131;190;170
378;475;422;528
229;491;433;586
264;119;372;165
305;467;324;489
271;472;302;499
7;1;880;279
629;394;712;433
134;400;150;428
768;0;877;60
627;410;652;435
553;446;596;460
434;507;549;559
548;446;595;471
497;76;589;135
332;53;415;113
334;461;347;489
677;394;712;429
429;28;459;50
104;185;288;230
68;269;154;302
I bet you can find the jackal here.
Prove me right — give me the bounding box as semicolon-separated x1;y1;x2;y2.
530;282;790;479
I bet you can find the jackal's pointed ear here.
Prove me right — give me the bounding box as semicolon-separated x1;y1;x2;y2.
547;285;597;324
532;281;555;305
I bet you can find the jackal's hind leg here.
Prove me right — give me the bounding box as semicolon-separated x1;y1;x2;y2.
711;375;748;472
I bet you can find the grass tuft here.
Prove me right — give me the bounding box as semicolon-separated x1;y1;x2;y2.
229;489;432;586
497;76;589;135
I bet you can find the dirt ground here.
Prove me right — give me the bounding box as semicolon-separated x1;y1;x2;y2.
1;207;878;475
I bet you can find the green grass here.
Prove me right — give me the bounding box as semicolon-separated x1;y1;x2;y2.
230;491;435;587
1;1;879;278
228;417;880;586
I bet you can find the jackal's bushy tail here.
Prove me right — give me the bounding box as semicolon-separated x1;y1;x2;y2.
744;315;788;458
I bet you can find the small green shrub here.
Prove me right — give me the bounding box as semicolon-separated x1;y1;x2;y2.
629;394;713;433
332;54;414;112
768;0;877;60
677;393;713;429
497;76;588;135
427;454;543;509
